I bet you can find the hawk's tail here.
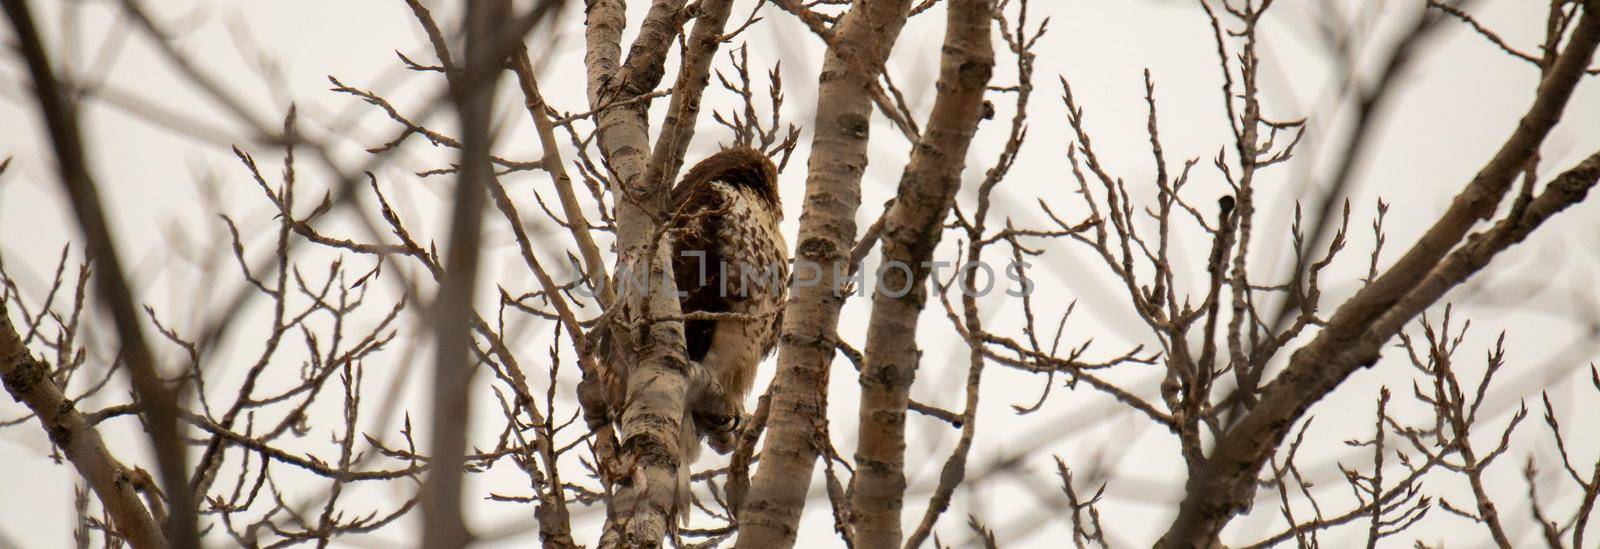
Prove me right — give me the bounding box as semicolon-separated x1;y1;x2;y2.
677;405;701;526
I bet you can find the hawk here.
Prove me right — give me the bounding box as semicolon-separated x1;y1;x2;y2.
594;146;788;517
668;146;788;442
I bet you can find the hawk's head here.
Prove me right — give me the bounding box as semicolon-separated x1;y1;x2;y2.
679;147;781;214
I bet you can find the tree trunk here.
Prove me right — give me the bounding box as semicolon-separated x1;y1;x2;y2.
852;0;996;546
734;2;915;546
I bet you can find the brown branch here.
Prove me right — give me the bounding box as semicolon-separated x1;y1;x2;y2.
324;76;541;173
2;2;199;546
644;0;739;198
1428;0;1547;68
385;24;590;547
419;1;511;546
1162;6;1600;535
509;49;613;306
1271;0;1490;341
899;3;1041;545
2;298;168;548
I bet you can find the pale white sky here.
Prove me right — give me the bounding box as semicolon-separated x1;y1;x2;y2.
2;1;1598;547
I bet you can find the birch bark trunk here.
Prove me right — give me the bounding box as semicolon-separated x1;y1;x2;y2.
734;2;915;547
852;1;996;546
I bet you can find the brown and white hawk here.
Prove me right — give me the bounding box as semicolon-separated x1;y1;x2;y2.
595;146;788;516
668;146;788;430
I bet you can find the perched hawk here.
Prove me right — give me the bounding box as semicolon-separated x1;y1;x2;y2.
668;146;788;437
594;146;788;518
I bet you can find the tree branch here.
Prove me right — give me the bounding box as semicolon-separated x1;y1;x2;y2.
1162;5;1600;543
1;1;199;545
852;0;996;546
735;0;916;546
1;298;168;548
419;0;511;546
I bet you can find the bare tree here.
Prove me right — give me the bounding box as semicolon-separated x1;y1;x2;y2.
3;0;1600;548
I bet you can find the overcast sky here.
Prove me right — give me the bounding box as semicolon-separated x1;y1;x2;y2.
3;0;1599;547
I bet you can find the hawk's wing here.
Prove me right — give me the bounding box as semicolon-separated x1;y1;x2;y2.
668;177;732;364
